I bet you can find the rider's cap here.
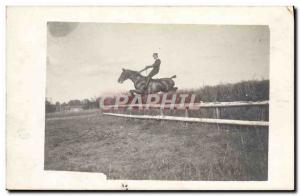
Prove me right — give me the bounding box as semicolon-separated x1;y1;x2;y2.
153;53;158;56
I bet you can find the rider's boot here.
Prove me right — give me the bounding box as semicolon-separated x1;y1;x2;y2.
144;77;150;91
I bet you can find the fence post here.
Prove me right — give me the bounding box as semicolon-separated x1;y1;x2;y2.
185;108;189;127
260;106;265;121
215;107;220;131
160;108;164;116
160;107;164;125
215;107;220;119
128;106;132;116
185;108;189;118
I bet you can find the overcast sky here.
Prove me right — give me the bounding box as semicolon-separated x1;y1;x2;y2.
47;22;269;102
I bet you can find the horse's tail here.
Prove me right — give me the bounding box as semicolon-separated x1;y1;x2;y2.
170;75;176;79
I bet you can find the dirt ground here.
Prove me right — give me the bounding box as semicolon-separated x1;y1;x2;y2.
45;110;268;181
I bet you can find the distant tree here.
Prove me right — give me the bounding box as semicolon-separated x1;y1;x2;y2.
68;99;81;106
55;101;61;112
45;99;56;113
82;99;90;110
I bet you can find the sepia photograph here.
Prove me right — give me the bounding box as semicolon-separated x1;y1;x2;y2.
45;22;270;181
5;6;294;190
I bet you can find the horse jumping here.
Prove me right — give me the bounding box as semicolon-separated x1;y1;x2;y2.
118;68;177;94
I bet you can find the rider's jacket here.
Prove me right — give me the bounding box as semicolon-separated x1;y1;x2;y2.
151;59;161;75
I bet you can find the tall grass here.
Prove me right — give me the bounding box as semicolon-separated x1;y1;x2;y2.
45;112;268;180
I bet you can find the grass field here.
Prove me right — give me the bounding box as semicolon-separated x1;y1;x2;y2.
45;110;268;181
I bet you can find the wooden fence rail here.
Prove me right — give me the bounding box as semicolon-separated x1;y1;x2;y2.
103;100;268;109
103;113;269;127
102;100;269;127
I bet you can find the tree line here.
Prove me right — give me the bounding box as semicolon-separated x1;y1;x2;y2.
46;79;269;113
45;98;99;113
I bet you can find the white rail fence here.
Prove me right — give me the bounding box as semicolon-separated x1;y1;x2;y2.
102;100;269;127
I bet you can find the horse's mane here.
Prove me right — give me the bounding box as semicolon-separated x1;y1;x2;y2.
126;69;143;77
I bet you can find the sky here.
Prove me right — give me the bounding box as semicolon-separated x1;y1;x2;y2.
47;22;269;103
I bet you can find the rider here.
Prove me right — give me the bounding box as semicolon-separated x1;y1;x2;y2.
143;53;161;90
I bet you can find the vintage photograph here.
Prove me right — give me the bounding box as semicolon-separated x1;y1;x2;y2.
44;22;270;181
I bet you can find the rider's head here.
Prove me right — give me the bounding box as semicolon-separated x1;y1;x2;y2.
153;53;158;59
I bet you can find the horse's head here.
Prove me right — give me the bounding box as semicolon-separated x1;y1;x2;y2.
118;68;130;83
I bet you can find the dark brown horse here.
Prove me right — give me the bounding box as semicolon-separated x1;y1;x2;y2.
118;69;177;94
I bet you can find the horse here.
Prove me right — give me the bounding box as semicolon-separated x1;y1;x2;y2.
118;68;177;94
